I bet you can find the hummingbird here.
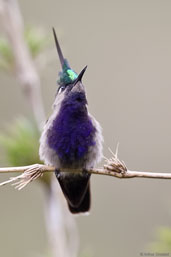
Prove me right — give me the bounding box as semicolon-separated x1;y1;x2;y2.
39;28;103;214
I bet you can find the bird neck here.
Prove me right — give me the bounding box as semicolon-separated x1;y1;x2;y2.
61;103;87;120
59;93;88;119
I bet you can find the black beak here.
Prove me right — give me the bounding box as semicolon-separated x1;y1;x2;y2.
74;66;87;85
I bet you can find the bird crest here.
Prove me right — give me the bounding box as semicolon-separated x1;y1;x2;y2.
52;28;78;86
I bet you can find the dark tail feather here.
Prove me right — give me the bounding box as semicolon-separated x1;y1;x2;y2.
68;184;91;214
55;170;91;214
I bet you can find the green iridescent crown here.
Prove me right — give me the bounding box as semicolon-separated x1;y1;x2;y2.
58;59;78;86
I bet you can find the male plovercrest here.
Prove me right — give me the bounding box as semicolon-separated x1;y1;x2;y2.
39;28;103;214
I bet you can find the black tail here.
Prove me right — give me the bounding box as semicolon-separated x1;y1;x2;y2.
68;185;90;214
55;170;91;214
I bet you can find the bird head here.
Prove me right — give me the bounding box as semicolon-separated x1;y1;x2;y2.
52;28;88;108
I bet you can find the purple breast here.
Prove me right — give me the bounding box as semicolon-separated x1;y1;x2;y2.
47;105;96;165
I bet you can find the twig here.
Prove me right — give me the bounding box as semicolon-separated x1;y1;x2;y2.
0;0;45;129
1;152;171;190
0;164;54;174
44;178;79;257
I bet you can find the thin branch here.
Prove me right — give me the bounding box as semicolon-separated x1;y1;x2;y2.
0;164;54;174
1;153;171;190
0;0;45;129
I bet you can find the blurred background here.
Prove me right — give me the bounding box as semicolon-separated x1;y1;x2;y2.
0;0;171;256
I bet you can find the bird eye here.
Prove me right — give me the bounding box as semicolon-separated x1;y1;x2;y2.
58;85;65;94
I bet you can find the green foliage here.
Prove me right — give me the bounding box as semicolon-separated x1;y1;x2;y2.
0;117;40;166
24;26;49;58
0;38;14;71
149;227;171;252
0;26;50;72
